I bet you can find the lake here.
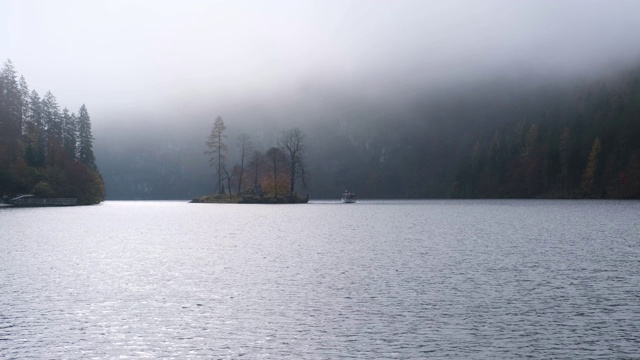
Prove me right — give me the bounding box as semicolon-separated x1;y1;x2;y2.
1;200;639;358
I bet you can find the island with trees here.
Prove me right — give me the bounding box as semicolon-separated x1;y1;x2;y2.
191;116;309;204
0;60;104;205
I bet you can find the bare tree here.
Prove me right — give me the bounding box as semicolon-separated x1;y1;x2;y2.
265;146;286;197
231;164;244;194
247;150;266;192
205;115;226;194
236;133;253;194
278;128;308;194
221;165;234;197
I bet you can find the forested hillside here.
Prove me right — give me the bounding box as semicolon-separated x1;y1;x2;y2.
308;62;640;199
94;61;640;200
0;60;104;204
451;68;640;199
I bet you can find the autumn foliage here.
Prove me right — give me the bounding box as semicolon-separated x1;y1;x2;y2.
261;173;291;197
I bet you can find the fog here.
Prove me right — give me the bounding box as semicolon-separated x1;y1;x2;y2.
4;0;640;199
3;0;640;131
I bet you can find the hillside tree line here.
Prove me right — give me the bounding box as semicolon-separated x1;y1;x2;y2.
91;60;640;200
0;59;104;204
306;62;640;199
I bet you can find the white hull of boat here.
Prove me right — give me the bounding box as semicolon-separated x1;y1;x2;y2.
341;190;356;203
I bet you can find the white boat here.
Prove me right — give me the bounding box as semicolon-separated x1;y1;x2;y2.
341;190;356;203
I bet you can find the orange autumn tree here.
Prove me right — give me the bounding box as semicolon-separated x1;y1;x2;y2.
264;146;288;197
261;172;290;197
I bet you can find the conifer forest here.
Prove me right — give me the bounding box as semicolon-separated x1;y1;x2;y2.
0;60;104;204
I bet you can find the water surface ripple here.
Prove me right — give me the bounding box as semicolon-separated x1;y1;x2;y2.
1;200;639;358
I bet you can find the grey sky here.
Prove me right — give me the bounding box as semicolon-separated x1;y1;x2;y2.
2;0;640;126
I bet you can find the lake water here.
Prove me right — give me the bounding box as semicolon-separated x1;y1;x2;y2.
1;200;639;359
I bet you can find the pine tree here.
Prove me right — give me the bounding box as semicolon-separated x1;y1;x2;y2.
62;108;77;159
28;90;44;130
25;90;46;167
42;91;62;165
77;104;96;168
0;60;23;166
0;59;104;203
42;91;62;139
18;75;29;134
205;115;227;194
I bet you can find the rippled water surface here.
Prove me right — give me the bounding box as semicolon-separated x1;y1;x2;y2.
1;200;639;358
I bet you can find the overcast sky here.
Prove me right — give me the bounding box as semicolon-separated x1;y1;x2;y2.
2;0;640;127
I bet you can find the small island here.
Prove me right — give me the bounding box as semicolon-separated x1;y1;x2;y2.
191;116;309;204
190;192;309;204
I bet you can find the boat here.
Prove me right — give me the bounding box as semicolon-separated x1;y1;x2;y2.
341;190;356;203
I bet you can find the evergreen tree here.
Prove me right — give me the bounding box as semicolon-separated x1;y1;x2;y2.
28;90;44;131
62;108;77;159
205;115;227;194
0;59;104;204
25;90;46;167
42;91;62;139
77;104;96;168
0;60;23;166
18;75;29;134
42;91;62;165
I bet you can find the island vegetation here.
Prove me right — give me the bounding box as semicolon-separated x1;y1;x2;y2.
0;60;104;205
191;116;309;204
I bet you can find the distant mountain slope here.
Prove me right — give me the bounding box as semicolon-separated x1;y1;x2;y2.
94;61;640;200
449;65;640;198
308;62;640;199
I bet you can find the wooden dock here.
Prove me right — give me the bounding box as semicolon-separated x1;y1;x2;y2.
9;196;77;207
